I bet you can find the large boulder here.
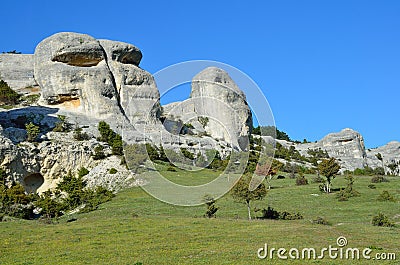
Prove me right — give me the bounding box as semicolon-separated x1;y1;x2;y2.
34;32;124;121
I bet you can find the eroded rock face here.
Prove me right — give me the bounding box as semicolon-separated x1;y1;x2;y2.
0;54;38;92
366;141;400;175
296;128;368;171
191;67;252;150
99;39;161;125
34;32;123;120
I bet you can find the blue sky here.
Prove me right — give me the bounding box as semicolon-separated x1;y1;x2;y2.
1;0;399;148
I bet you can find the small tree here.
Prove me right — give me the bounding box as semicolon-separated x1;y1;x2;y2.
232;174;267;220
25;122;40;142
92;145;106;160
203;195;219;218
318;158;340;193
73;126;90;141
52;115;71;132
0;79;19;105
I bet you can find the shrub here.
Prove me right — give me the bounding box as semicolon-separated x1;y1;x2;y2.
180;148;194;160
73;127;90;141
256;207;303;220
52;115;72;132
34;190;64;219
98;121;123;155
146;143;160;161
279;211;303;220
92;145;106;160
198;116;209;128
203;195;218;218
25;122;40;142
371;176;389;183
312;217;330;225
108;168;118;174
336;175;360;201
312;175;325;183
256;206;279;220
295;174;308;186
78;167;90;177
377;190;396;202
372;213;394;227
167;166;177;172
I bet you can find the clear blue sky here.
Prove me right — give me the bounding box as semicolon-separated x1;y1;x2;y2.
1;0;399;148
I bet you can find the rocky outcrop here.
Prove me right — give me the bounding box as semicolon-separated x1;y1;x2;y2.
0;124;138;193
192;67;252;150
162;67;253;151
99;39;161;126
0;54;38;92
366;141;400;175
34;32;125;122
296;128;367;172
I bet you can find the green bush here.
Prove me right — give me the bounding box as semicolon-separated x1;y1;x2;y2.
180;148;194;160
34;190;64;219
336;175;360;201
198;116;209;128
256;207;303;220
371;176;389;183
52;115;72;132
98;121;123;155
73;127;90;141
167;166;177;172
78;167;90;177
25;122;40;142
372;213;394;227
0;169;36;219
295;174;308;186
203;195;219;218
109;168;118;174
92;145;106;160
312;217;330;225
377;190;396;202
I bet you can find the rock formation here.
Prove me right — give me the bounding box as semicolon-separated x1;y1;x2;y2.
0;32;256;193
0;54;38;93
296;128;367;172
34;32;127;122
1;31;399;195
162;67;253;151
99;39;161;126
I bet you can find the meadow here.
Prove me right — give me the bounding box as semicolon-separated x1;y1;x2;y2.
1;164;399;264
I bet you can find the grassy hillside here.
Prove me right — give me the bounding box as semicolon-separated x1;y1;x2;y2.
1;166;399;264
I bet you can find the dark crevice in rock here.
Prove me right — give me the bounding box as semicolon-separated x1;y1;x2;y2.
52;52;103;67
100;45;131;123
46;90;80;105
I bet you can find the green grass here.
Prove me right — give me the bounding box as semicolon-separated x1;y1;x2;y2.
1;169;399;264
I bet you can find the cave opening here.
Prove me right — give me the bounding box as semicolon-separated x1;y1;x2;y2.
23;173;44;193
